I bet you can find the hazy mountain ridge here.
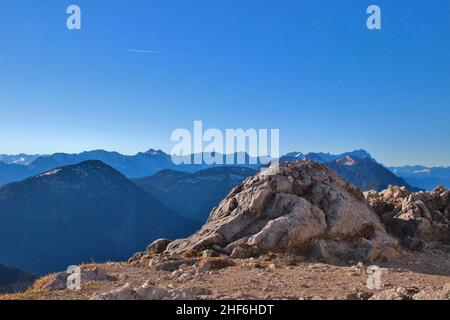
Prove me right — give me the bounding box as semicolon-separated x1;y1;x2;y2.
389;165;450;190
0;162;32;186
0;264;36;294
0;154;43;165
0;160;199;275
27;149;176;179
0;150;261;186
282;149;375;163
326;156;416;192
281;150;414;191
0;149;443;191
134;166;257;223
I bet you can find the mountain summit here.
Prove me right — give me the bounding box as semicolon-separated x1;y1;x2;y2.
281;150;413;191
326;156;415;192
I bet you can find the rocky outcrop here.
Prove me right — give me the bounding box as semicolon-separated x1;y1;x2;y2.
365;185;450;250
146;239;173;254
164;161;400;263
129;239;173;263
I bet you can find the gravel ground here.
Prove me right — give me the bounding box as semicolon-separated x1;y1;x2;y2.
2;249;449;300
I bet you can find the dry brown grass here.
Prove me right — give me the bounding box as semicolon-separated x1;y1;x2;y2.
0;274;55;300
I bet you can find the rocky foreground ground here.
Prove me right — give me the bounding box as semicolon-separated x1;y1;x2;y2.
1;249;449;300
1;161;449;300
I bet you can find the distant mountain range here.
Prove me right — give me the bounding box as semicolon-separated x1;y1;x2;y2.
27;149;176;178
0;149;176;187
281;149;375;164
389;165;450;190
0;150;260;187
0;148;444;191
280;150;416;191
327;156;417;192
0;160;199;275
0;154;43;166
0;148;445;276
134;166;257;223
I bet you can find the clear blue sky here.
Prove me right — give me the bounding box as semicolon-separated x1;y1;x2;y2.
0;0;448;166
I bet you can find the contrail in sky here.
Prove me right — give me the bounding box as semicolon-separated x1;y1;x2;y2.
128;49;168;54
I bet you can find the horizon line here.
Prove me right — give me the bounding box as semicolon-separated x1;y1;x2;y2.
1;149;449;168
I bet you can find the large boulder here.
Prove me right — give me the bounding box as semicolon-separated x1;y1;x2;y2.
365;185;450;250
165;161;400;263
147;239;172;254
128;239;173;265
